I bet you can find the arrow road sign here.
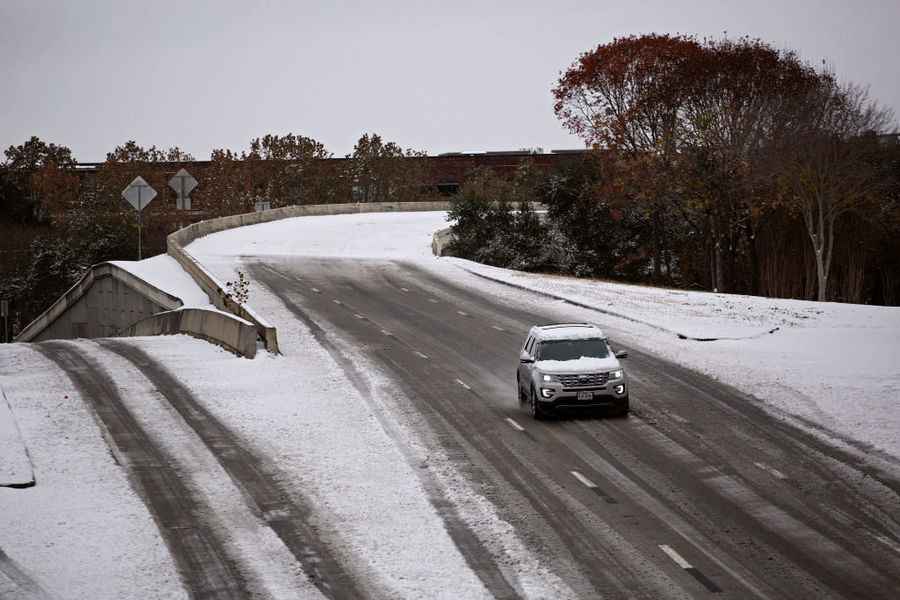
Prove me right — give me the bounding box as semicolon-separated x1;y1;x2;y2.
122;176;157;212
169;168;198;210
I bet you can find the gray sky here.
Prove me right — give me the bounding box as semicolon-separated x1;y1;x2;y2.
3;0;899;162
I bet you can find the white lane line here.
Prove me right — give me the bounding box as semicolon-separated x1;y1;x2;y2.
400;287;409;292
455;378;471;390
871;533;900;556
457;310;469;317
311;287;321;293
659;544;693;569
659;545;722;592
505;418;525;432
753;462;788;480
491;325;505;331
570;470;598;489
413;351;429;360
353;313;365;319
332;299;342;305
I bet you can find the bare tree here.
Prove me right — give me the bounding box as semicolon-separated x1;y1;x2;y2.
777;81;896;301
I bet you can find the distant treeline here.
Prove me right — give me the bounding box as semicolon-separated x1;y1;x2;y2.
0;132;437;336
448;35;900;305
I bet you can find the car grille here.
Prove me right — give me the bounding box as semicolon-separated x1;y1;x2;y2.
559;372;609;388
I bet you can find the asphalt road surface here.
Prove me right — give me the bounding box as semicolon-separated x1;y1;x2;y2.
247;256;900;600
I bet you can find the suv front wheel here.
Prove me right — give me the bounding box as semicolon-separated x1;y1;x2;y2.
529;387;547;420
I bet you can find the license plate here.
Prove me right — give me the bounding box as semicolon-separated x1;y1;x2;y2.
577;391;593;401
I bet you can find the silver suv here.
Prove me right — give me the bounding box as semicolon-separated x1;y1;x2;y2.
517;323;629;419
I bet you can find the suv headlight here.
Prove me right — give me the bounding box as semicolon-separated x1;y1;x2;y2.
609;369;623;380
541;373;557;382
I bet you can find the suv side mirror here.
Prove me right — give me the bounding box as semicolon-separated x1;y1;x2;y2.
520;351;534;363
614;350;629;359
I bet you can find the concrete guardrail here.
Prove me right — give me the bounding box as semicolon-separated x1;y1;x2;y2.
122;308;258;358
166;200;454;355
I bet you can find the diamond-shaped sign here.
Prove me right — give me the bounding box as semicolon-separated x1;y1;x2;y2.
169;168;198;210
121;176;157;212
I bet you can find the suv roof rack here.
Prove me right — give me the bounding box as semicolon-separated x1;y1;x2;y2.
538;323;594;330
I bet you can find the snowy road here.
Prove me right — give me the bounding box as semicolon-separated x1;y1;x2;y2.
3;210;900;598
244;256;900;599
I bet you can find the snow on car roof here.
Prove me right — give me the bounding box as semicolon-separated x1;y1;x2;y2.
535;323;606;341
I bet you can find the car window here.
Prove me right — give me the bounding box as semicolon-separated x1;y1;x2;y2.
538;338;609;361
524;336;535;355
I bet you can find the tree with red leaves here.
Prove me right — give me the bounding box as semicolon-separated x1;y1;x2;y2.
553;34;896;300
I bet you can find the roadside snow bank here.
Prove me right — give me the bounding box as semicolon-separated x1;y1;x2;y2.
452;259;782;340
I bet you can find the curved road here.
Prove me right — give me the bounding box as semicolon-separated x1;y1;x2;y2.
246;256;900;600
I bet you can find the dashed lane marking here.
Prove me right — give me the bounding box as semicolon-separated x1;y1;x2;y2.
505;418;525;432
332;299;342;305
380;329;394;337
570;470;617;504
400;287;409;292
659;544;722;593
311;287;321;293
753;462;788;480
413;351;429;360
571;470;598;489
491;325;505;331
353;313;366;320
457;310;469;317
428;298;439;303
455;378;471;391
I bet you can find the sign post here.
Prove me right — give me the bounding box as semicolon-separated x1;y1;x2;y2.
1;299;8;344
169;168;198;210
121;176;157;260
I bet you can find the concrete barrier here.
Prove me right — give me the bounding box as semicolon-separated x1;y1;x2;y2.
122;308;258;358
167;200;455;355
15;262;260;357
432;227;455;256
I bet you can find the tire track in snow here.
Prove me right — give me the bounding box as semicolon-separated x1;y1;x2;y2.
0;548;57;600
250;262;523;600
36;342;250;600
98;339;366;600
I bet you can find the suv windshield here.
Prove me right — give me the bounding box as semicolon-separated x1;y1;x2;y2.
538;338;609;362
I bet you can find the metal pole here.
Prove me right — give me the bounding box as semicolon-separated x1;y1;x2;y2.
138;187;143;260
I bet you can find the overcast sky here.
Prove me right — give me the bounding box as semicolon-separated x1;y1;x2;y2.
3;0;899;162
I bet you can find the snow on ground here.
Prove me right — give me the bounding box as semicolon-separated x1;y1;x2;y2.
111;254;212;308
164;254;575;599
191;210;900;461
73;340;322;600
3;207;895;598
448;258;900;459
0;344;186;600
189;210;445;260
